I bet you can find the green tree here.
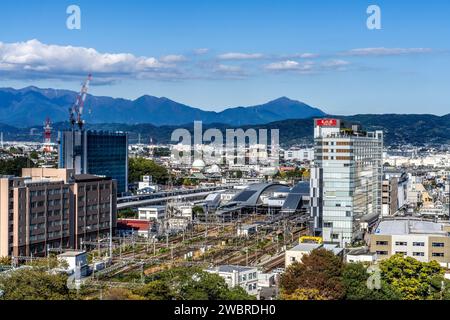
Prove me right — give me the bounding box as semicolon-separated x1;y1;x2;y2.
153;147;171;157
0;268;72;300
280;288;325;300
192;205;204;218
0;157;36;176
103;287;144;300
380;254;444;300
280;248;345;300
128;157;169;184
29;151;39;160
139;267;254;300
135;279;173;300
0;256;11;266
118;208;137;219
342;263;401;300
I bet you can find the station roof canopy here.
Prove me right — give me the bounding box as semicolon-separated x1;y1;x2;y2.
229;183;288;206
282;182;310;212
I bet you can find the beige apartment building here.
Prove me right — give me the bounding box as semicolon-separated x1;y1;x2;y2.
370;218;450;267
0;168;116;257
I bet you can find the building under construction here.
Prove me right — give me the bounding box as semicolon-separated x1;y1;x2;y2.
58;130;128;195
58;74;129;195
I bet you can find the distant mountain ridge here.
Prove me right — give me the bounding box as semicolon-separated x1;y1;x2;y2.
1;113;450;147
0;86;325;127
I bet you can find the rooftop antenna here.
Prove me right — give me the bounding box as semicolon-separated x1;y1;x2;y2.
43;118;52;153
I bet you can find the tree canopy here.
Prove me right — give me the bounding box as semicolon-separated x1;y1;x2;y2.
136;266;254;300
279;250;450;301
379;254;446;300
280;248;345;300
342;262;401;300
128;157;169;184
0;157;36;176
0;268;72;300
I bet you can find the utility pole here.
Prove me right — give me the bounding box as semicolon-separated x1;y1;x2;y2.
109;195;113;259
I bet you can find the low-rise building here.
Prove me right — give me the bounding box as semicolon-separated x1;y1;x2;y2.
205;265;259;295
370;218;450;267
285;243;343;268
117;218;152;237
346;247;377;264
57;250;88;276
138;206;165;221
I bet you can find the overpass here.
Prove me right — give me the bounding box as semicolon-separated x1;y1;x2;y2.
117;185;235;209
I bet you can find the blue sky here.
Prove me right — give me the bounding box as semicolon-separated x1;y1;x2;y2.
0;0;449;115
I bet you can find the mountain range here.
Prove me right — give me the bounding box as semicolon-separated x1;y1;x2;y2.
1;86;449;147
0;86;325;127
2;114;450;147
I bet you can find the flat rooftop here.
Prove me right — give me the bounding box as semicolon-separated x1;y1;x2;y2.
375;219;449;236
74;174;111;182
288;243;322;252
347;247;376;256
57;251;86;258
208;265;256;273
288;243;344;256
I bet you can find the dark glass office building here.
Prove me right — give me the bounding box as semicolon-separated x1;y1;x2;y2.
58;130;128;194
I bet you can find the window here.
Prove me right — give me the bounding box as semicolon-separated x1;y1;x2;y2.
432;253;444;257
376;251;388;255
331;234;339;240
395;251;407;255
413;252;425;257
324;222;333;228
376;241;388;246
432;242;445;247
413;242;425;247
395;241;407;246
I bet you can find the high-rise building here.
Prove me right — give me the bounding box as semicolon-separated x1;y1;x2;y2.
0;168;116;257
310;118;383;247
58;130;128;194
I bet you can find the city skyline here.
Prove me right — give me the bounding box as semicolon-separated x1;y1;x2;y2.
0;0;449;115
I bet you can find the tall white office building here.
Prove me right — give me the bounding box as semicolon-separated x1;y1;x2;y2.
310;119;383;247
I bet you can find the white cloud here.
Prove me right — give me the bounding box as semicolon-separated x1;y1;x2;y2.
265;60;314;72
217;52;264;60
193;48;209;55
344;47;433;56
266;60;300;71
0;39;183;80
265;59;350;73
321;59;349;68
285;53;319;59
159;54;187;63
215;64;243;73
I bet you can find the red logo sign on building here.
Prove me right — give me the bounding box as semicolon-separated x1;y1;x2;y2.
316;119;338;127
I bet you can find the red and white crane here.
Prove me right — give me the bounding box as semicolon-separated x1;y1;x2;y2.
69;74;92;130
